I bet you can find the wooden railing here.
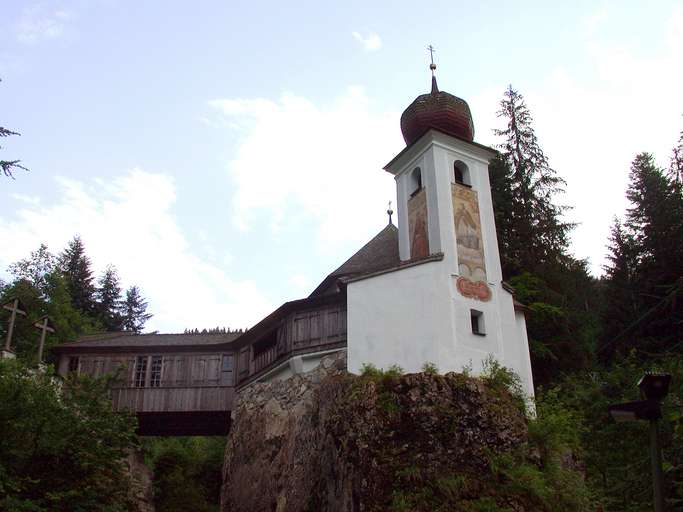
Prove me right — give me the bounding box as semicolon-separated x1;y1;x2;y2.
253;345;277;374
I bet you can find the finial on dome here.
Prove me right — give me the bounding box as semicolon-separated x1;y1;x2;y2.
427;44;438;93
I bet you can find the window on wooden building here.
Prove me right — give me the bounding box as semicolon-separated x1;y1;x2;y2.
221;354;234;386
134;356;148;387
68;356;80;374
150;355;163;387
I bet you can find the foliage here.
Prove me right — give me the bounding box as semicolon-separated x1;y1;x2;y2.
481;356;528;414
421;361;439;375
121;285;152;333
57;236;97;315
183;326;245;334
599;153;683;361
1;79;29;180
338;368;591;511
96;265;124;331
670;127;683;185
0;359;138;511
143;436;226;512
7;244;56;296
0;273;100;364
539;354;683;511
492;85;572;271
490;86;601;385
1;240;154;364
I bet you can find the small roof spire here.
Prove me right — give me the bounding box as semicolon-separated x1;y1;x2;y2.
387;201;394;225
427;44;438;94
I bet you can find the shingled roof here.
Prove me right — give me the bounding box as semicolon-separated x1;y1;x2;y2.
53;331;243;352
309;223;400;297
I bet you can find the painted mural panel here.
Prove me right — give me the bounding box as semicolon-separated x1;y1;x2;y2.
452;183;487;282
408;188;429;259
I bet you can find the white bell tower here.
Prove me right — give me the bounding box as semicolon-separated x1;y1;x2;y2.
346;63;534;399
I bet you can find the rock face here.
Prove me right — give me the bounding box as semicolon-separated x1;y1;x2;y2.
125;450;155;512
221;352;531;512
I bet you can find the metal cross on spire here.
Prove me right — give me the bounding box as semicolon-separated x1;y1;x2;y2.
427;44;436;75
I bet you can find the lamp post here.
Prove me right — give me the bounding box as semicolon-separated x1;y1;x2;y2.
609;373;671;512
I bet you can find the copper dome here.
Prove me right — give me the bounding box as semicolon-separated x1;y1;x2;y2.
400;76;475;146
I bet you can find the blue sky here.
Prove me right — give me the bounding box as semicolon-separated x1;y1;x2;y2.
1;1;682;332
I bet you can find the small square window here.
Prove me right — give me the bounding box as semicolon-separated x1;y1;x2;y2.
471;310;485;336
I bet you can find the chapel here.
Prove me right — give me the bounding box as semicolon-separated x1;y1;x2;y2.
52;63;535;435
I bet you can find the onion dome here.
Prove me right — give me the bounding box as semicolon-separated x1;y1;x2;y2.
400;71;475;146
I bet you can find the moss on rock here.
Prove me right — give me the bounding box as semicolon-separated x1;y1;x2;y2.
221;353;589;512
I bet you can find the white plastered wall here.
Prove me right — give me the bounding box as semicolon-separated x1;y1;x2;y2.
348;130;535;399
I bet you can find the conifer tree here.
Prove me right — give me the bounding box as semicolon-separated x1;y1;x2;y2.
620;153;683;354
120;286;152;333
58;236;96;315
96;265;124;331
670;128;683;186
493;85;572;274
1;77;29;180
599;219;640;360
490;86;600;384
625;153;683;281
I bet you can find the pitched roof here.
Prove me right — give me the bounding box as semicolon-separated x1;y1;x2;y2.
309;223;400;297
53;331;243;351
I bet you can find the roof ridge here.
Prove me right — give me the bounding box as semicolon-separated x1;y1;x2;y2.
329;223;398;275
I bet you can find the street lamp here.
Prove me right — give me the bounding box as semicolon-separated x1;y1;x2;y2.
608;372;671;512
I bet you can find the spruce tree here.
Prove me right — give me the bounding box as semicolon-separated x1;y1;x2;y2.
58;236;96;315
618;153;683;354
1;79;28;178
96;265;124;331
670;128;683;186
491;86;601;384
120;286;152;333
493;85;572;273
599;219;640;360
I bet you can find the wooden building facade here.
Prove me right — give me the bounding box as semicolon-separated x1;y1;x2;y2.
53;293;348;436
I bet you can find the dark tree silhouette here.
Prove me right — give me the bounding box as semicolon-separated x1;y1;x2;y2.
121;286;152;333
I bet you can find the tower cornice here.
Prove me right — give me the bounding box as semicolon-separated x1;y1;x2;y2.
384;128;497;175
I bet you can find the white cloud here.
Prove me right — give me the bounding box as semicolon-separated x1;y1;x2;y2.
209;87;401;249
0;169;273;332
352;31;382;52
470;7;683;275
15;5;72;44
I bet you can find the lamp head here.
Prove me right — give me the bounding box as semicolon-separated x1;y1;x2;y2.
638;373;671;402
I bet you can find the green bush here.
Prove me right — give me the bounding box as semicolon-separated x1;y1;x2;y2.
0;359;138;511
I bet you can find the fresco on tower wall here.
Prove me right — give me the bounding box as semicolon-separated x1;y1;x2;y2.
408;188;429;259
452;183;487;282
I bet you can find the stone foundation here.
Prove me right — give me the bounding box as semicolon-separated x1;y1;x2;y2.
221;352;538;511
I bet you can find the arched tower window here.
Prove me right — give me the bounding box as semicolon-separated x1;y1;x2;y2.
454;160;470;186
409;167;423;196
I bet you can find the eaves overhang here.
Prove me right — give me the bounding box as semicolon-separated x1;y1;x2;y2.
384;128;498;175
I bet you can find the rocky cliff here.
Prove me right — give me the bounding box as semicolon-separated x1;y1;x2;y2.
222;353;584;511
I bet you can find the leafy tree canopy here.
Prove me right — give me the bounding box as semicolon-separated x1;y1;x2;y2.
0;359;138;511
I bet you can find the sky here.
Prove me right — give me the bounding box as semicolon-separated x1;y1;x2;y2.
1;0;682;333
